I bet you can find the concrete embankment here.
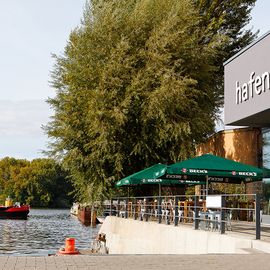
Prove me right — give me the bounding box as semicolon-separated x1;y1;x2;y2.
99;216;270;254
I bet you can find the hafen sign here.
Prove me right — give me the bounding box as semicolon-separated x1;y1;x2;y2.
224;31;270;127
236;71;270;104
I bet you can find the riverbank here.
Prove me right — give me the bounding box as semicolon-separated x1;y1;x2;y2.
1;254;270;270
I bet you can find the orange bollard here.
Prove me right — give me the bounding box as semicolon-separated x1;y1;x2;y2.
65;238;75;252
58;238;79;255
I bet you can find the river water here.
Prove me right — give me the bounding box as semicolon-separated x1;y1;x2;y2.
0;209;100;256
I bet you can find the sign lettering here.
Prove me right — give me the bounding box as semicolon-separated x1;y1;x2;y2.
236;71;270;104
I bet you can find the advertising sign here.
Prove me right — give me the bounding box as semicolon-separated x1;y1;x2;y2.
206;195;222;208
224;31;270;126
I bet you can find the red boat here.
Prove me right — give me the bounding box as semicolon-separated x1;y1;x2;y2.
0;204;30;220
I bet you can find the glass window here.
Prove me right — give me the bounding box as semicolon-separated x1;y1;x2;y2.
262;129;270;203
263;128;270;170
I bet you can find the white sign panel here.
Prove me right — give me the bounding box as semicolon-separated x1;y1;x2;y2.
206;195;222;208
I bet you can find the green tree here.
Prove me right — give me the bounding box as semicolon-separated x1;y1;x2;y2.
46;0;256;202
0;157;29;202
20;159;72;207
0;157;72;207
195;0;257;107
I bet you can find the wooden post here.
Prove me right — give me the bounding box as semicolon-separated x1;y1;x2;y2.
128;201;132;218
91;206;96;228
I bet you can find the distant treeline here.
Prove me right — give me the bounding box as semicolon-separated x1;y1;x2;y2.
0;157;73;208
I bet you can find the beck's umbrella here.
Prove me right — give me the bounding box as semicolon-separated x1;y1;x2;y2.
116;163;205;196
116;164;167;196
116;164;167;187
166;153;263;194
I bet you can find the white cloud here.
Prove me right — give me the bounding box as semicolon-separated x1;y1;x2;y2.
0;99;52;136
0;136;48;160
0;99;53;159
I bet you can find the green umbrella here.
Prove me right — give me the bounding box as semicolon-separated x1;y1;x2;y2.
263;168;270;178
116;164;168;187
167;154;263;185
116;164;205;186
116;164;204;195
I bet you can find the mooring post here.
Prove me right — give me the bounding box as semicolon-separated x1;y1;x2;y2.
255;194;261;240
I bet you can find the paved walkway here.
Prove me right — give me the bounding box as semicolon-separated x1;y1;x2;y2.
0;254;270;270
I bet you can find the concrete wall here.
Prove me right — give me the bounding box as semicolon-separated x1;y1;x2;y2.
99;216;253;254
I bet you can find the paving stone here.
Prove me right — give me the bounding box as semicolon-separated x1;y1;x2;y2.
0;254;270;269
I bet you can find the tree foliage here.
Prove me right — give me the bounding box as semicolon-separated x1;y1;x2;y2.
0;157;72;207
46;0;256;202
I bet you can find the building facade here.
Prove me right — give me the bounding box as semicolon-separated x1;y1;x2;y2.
224;31;270;127
218;31;270;194
196;127;263;194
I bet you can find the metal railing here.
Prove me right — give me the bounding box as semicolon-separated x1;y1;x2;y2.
102;194;262;240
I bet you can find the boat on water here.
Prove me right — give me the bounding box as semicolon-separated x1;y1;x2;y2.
71;203;103;226
70;202;79;216
0;198;30;220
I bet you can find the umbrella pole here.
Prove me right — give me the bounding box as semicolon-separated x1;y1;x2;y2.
159;184;161;197
206;175;209;196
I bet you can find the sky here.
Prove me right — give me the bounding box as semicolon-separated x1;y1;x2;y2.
0;0;85;159
0;0;270;160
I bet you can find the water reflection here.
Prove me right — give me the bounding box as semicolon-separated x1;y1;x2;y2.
0;209;99;256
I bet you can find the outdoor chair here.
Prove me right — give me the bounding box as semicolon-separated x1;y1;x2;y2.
119;210;126;218
208;210;221;231
198;211;209;230
173;209;183;223
161;209;165;219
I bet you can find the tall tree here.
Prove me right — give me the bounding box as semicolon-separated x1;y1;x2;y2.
195;0;257;107
46;0;256;202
